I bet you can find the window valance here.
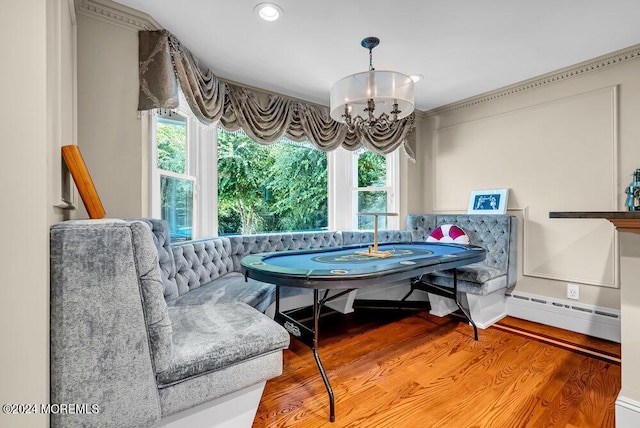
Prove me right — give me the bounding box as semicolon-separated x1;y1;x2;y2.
138;30;416;159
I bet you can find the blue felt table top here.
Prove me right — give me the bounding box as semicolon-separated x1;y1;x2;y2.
262;243;466;270
241;241;485;283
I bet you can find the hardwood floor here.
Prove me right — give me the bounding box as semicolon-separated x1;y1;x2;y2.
253;309;621;427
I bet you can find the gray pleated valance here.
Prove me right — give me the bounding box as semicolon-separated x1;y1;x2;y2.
138;30;416;159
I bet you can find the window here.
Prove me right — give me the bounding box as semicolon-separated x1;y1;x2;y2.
328;147;399;231
355;151;390;229
217;129;328;234
153;111;195;241
151;97;399;238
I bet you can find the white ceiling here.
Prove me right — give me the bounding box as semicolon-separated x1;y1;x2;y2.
114;0;640;111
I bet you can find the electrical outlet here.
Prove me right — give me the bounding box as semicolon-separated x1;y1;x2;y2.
567;283;580;300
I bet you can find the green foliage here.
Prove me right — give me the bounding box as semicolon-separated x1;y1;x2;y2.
357;151;386;187
356;152;388;229
217;132;273;234
268;145;328;231
216;130;389;235
217;130;328;234
157;120;187;173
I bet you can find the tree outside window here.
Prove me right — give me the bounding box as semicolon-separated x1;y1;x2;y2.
355;151;388;229
217;129;328;235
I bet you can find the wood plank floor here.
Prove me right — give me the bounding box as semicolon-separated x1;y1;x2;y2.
253;310;621;427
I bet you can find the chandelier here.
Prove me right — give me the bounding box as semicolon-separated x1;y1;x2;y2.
329;37;414;132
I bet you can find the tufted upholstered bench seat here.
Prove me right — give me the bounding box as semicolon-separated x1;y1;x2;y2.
406;214;517;328
50;219;290;428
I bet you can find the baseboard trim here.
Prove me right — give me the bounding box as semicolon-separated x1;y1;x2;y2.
506;291;620;342
616;394;640;427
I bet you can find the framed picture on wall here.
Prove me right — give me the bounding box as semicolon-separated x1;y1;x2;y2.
467;189;509;214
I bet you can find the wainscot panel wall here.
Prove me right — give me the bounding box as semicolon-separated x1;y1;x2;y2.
434;86;617;288
420;46;640;311
418;45;640;421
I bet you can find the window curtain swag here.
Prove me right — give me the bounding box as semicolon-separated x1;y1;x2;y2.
138;30;416;159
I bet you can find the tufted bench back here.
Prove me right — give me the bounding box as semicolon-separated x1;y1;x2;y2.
140;216;516;300
136;219;236;302
406;214;517;287
227;232;343;272
341;230;413;246
139;221;346;301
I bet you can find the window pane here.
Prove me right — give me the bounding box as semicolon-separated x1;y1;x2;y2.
357;151;386;187
357;191;387;229
160;175;193;242
217;129;328;234
157;113;187;174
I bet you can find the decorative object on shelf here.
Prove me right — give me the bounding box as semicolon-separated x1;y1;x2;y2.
354;212;399;258
625;169;640;211
467;188;509;215
329;37;414;133
61;145;106;219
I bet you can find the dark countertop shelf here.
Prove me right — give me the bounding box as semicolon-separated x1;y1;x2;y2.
549;211;640;233
549;211;640;219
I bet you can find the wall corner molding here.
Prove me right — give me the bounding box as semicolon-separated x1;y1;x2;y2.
426;44;640;116
75;0;162;31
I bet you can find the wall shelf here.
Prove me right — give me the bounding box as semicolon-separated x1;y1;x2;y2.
549;211;640;234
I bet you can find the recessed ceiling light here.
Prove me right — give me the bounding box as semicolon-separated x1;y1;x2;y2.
254;3;283;21
410;74;424;83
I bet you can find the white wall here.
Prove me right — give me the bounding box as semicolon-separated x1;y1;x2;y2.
419;48;640;311
0;0;71;427
75;11;148;218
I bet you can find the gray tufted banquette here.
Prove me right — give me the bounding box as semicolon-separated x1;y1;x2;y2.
407;214;517;295
50;214;516;427
50;219;290;428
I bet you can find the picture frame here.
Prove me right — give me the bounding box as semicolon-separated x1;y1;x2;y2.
467;188;509;215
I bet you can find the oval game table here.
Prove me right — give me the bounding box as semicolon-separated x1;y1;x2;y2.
242;241;486;422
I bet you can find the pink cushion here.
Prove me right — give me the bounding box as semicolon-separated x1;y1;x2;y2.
426;224;469;244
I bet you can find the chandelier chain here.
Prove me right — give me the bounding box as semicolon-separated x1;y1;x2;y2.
369;47;374;71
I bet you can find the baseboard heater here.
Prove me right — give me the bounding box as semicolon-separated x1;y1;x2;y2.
506;291;620;343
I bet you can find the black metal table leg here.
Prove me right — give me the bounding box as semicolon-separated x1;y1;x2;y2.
312;288;335;422
274;287;336;422
404;270;479;341
452;270;478;341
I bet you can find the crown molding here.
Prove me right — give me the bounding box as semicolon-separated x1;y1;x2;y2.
426;43;640;116
75;0;162;31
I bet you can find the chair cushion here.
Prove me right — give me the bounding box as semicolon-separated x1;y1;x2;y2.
157;302;289;386
167;272;276;313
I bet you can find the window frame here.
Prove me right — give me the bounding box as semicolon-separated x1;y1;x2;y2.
328;147;400;231
149;96;217;239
